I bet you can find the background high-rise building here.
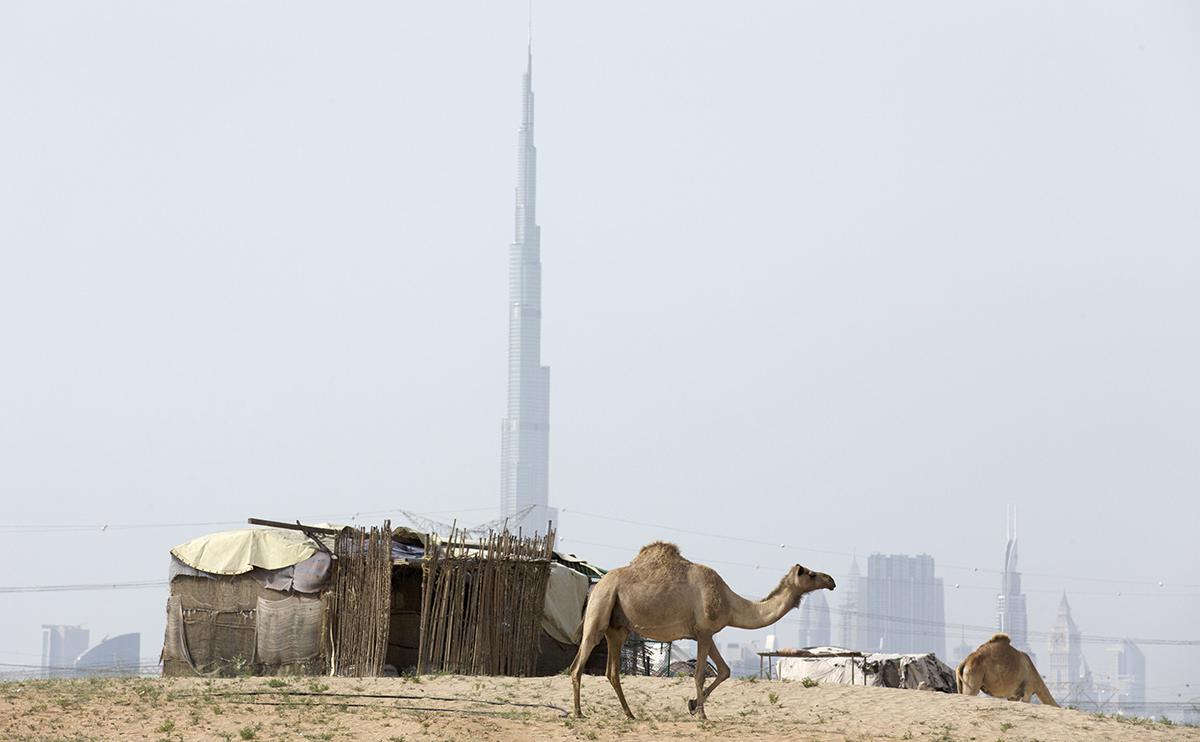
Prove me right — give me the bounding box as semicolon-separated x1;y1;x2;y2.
1047;593;1083;704
864;553;945;657
74;633;141;677
1110;640;1146;715
838;557;866;650
499;45;555;535
949;628;974;670
997;506;1034;662
41;624;88;679
796;590;831;648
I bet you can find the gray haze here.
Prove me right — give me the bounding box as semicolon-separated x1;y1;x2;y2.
1;1;1197;698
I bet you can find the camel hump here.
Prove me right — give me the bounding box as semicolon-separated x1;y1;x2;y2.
634;541;682;560
989;633;1012;644
630;541;690;571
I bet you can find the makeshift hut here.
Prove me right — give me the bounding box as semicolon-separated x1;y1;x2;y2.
161;519;602;678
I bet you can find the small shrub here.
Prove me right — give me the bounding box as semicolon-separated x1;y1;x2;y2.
266;678;288;688
999;722;1013;731
231;655;253;678
801;678;819;688
767;691;779;705
155;720;176;733
238;726;257;740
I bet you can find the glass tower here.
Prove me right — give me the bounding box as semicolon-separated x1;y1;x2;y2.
500;46;555;535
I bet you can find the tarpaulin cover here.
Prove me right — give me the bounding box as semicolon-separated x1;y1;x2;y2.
168;552;332;594
170;528;324;576
254;595;324;666
777;648;957;692
541;561;589;644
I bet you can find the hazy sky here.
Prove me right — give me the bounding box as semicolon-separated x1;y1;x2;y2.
1;1;1197;699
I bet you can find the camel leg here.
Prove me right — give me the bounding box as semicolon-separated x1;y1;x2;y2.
958;669;981;697
569;620;606;718
701;641;731;702
603;628;635;720
689;635;714;720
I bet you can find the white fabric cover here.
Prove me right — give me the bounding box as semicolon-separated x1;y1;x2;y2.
778;650;956;692
541;562;590;644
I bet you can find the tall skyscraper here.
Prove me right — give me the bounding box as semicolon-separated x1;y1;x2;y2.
838;557;866;650
500;43;555;535
1047;593;1083;704
996;506;1034;662
796;589;831;648
1110;640;1146;715
41;624;88;679
864;553;945;657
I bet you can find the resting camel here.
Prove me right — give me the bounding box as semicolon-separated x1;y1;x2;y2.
568;541;836;720
957;633;1058;706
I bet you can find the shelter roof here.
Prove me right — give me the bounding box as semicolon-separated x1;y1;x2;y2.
170;526;333;576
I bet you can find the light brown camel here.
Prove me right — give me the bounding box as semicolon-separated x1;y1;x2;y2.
568;541;836;720
957;633;1059;706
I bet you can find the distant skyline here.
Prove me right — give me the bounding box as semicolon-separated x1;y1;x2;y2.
1;1;1196;700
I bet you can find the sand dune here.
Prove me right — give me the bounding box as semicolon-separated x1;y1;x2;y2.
2;674;1196;741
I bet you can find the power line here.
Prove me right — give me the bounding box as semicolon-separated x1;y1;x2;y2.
560;508;1200;589
0;580;166;594
0;506;499;535
559;537;1200;599
557;535;1200;647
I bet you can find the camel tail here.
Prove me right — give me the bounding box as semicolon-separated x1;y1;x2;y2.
955;658;966;694
1033;673;1059;707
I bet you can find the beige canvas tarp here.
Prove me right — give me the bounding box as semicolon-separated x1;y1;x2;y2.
170;528;324;576
541;561;589;644
162;576;328;676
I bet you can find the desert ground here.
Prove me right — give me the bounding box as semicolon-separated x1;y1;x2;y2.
1;674;1196;742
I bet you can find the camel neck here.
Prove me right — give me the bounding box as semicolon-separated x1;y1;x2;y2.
727;585;800;630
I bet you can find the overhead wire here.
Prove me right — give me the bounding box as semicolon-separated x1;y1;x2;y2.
555;535;1200;646
557;536;1200;599
0;506;498;535
560;508;1200;590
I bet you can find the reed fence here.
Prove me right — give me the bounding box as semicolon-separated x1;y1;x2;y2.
330;521;392;677
416;527;555;676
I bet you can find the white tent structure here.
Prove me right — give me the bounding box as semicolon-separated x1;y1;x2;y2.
774;646;957;692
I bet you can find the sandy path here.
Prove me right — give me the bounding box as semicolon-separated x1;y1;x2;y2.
2;675;1196;741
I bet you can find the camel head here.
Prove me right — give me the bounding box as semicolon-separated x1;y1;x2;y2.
788;564;836;596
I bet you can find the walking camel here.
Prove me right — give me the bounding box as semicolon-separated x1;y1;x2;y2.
568;541;836;720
